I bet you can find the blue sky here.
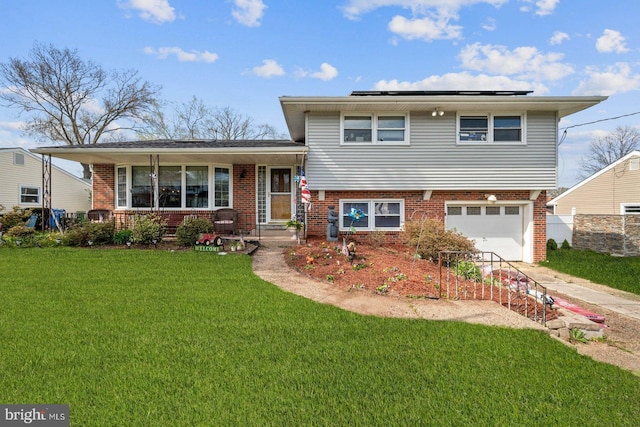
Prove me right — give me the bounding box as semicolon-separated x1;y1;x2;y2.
0;0;639;188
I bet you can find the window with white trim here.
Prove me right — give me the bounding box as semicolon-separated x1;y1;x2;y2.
458;113;524;144
342;114;407;144
117;165;230;209
20;185;40;204
621;204;640;215
340;200;403;230
117;167;127;208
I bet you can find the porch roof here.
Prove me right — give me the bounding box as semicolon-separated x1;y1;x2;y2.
30;139;308;165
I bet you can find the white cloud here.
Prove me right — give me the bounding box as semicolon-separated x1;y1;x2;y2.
458;42;574;81
373;71;548;94
340;1;507;42
252;59;285;78
311;63;339;81
520;0;559;16
295;63;339;81
231;0;266;27
0;120;23;132
341;0;507;20
388;15;462;41
118;0;176;24
573;63;640;96
596;29;629;53
550;31;569;45
143;47;218;62
482;17;497;32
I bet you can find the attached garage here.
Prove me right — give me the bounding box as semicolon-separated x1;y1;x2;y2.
445;203;531;262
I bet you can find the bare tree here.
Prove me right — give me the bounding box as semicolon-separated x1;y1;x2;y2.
138;97;288;140
0;42;160;178
580;125;640;178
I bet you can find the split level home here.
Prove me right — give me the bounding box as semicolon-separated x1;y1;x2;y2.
31;91;606;262
548;150;640;215
0;147;91;216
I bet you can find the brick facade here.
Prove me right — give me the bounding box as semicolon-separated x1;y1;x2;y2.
304;190;547;263
90;164;547;261
92;164;115;210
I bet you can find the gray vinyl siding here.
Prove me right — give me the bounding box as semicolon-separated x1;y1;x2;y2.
305;111;557;190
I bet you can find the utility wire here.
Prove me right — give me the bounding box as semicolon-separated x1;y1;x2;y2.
558;110;640;146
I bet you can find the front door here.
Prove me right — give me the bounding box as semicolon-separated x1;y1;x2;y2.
268;167;292;222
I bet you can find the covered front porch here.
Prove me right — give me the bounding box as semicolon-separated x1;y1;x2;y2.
32;139;309;238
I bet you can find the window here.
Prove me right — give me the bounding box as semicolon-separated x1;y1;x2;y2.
343;114;407;144
505;206;520;215
118;165;231;209
467;206;481;215
20;186;40;204
14;153;24;165
344;116;372;142
117;167;127;208
214;167;230;207
340;200;403;230
458;114;524;144
158;166;182;208
459;116;488;142
186;166;208;208
132;166;153;208
486;206;501;215
494;116;522;142
621;204;640;215
447;206;462;215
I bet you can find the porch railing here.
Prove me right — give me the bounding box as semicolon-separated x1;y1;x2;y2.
438;251;551;325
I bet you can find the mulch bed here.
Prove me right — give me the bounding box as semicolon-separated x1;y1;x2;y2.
286;237;557;321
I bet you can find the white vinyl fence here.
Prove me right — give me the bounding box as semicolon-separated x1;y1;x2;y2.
546;215;573;246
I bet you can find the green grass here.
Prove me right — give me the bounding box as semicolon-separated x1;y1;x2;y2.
543;249;640;296
1;247;639;426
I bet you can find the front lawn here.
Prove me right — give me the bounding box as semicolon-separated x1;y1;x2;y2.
543;248;640;296
1;248;638;425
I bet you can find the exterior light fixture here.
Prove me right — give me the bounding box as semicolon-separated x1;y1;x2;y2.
485;194;497;204
432;108;444;117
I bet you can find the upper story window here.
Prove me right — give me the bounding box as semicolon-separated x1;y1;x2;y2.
342;114;407;145
458;113;524;144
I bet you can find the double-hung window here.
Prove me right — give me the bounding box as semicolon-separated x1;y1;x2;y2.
340;200;403;231
117;165;230;209
458;113;524;144
20;185;40;204
342;114;407;145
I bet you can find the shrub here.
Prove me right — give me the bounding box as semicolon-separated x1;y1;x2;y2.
113;229;133;245
547;239;558;251
0;207;33;230
175;217;214;246
561;239;572;250
131;213;167;244
63;221;114;246
6;225;36;240
402;219;476;262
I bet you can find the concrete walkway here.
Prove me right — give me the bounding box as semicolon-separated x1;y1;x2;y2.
515;263;640;321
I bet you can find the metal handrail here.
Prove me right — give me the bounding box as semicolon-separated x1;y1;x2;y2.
438;251;549;325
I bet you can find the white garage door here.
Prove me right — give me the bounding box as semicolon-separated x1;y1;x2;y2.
446;205;523;261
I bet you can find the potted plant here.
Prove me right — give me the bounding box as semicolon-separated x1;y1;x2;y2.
285;218;303;232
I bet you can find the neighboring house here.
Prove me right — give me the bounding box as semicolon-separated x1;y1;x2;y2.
548;151;640;216
0;147;91;215
31;91;605;262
